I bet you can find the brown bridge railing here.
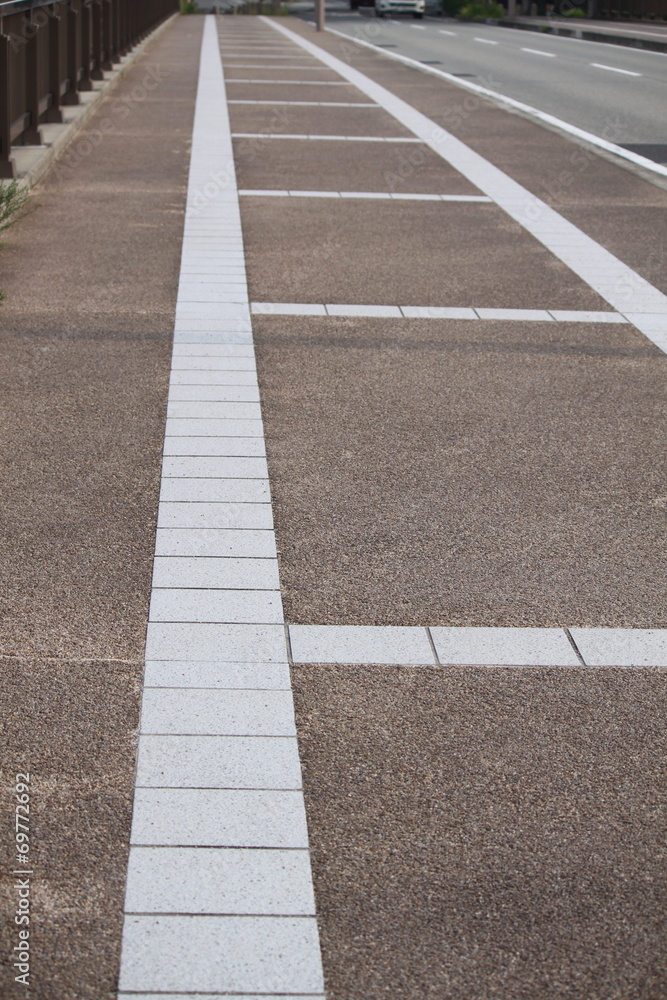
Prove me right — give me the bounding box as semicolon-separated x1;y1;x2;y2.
0;0;178;177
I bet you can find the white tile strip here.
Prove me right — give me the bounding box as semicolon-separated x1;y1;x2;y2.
117;18;324;998
290;625;435;665
431;627;579;666
287;625;667;667
232;133;422;143
239;189;492;202
569;628;667;667
262;17;667;354
226;78;352;84
227;77;350;87
118;917;324;995
229;99;379;106
250;302;627;323
222;63;330;68
119;995;323;1000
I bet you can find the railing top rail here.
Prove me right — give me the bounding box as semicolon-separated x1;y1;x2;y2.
0;0;76;18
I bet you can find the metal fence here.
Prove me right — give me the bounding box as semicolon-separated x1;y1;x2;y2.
0;0;178;177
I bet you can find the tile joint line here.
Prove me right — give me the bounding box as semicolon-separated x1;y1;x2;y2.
426;627;441;666
564;628;587;666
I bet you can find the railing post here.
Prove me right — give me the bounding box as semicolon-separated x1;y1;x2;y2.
23;12;43;144
45;4;64;122
0;27;16;177
63;1;81;104
101;0;114;70
90;0;104;79
79;0;94;89
112;0;123;60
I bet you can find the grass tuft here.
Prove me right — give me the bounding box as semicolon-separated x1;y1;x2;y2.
0;180;30;238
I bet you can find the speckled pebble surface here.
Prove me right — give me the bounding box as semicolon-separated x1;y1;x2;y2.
254;315;665;628
293;664;667;1000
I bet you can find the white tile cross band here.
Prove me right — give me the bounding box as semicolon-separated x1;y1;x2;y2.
251;302;628;322
287;626;667;668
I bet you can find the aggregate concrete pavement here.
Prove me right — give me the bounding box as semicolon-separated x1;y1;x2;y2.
293;664;667;1000
242;197;611;308
230;103;415;136
234;134;482;192
0;15;202;998
1;656;142;999
0;11;665;1000
254;314;664;628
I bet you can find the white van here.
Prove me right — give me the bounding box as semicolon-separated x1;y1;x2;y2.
374;0;425;15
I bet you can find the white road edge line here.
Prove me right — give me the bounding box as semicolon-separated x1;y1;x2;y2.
116;17;325;999
320;22;667;184
261;17;667;353
591;61;642;76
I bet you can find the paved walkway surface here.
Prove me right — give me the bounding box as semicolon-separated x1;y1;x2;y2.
1;11;666;1000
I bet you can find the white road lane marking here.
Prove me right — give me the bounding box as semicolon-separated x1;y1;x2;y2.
474;37;498;44
591;62;642;76
521;47;557;57
267;18;667;351
439;28;457;34
117;17;325;999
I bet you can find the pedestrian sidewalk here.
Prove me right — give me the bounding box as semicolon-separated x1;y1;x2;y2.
1;10;666;1000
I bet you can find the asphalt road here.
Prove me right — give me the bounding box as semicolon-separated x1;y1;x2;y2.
306;8;667;155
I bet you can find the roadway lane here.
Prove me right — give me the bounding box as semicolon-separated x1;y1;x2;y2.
308;12;667;155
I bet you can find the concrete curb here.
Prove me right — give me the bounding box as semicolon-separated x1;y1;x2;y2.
12;11;180;191
493;17;667;53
